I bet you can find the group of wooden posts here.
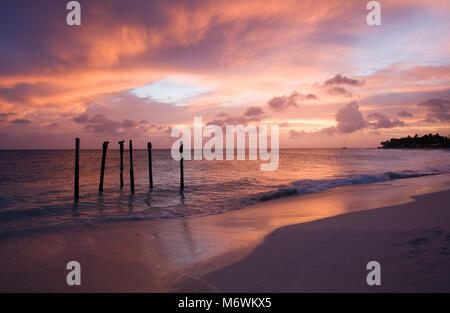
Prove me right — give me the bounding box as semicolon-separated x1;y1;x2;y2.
73;138;184;200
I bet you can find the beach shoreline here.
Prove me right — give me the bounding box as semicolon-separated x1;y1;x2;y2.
0;173;449;292
180;188;450;292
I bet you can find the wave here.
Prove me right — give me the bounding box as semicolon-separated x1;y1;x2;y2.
247;167;450;203
1;166;449;237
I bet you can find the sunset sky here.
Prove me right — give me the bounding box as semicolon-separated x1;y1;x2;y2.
0;0;449;149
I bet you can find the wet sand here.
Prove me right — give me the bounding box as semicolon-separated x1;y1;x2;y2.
180;189;450;292
0;174;449;292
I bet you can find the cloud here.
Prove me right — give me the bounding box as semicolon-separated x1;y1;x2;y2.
0;112;16;122
335;101;367;133
327;86;353;97
293;103;406;138
366;112;405;128
323;74;364;98
244;106;264;117
367;64;450;91
73;113;139;135
0;0;371;79
268;92;298;111
0;82;61;104
121;119;138;128
289;126;337;139
0;113;15;118
206;114;262;127
289;130;308;139
44;123;59;128
397;110;413;118
268;91;318;111
205;119;225;127
289;101;367;138
324;74;364;86
10;118;32;124
1;1;449;148
73;113;90;124
418;98;450;122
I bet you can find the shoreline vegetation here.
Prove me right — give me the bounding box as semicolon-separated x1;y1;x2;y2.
379;133;450;149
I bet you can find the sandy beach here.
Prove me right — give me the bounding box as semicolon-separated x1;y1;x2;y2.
0;173;449;292
180;187;450;292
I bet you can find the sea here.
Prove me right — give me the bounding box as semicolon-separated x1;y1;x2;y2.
0;148;449;236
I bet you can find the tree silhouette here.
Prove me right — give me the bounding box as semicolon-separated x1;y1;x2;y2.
380;133;450;148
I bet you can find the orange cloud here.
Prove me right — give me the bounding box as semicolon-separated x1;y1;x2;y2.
0;0;449;148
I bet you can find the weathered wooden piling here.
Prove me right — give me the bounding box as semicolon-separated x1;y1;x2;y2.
118;140;125;189
99;141;109;193
74;138;80;200
129;140;135;194
179;141;184;190
147;142;153;188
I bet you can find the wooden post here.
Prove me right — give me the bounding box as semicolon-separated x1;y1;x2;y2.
118;140;125;189
74;138;80;200
179;141;184;190
147;142;153;188
99;141;109;193
129;140;135;194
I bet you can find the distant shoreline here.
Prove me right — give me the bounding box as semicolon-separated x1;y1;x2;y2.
379;134;450;149
379;147;450;149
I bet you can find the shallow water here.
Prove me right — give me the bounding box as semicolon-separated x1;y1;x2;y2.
0;148;449;235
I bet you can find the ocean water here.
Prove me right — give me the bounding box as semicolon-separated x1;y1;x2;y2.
0;148;449;236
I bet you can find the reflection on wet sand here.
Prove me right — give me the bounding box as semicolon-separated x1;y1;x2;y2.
0;174;449;292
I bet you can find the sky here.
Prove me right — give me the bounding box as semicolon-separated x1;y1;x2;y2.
0;0;449;149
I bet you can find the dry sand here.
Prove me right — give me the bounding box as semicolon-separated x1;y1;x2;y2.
0;174;449;292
